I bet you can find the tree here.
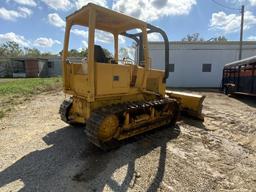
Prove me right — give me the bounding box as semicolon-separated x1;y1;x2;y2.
182;34;228;42
119;47;129;59
209;36;228;42
181;33;204;42
0;41;23;57
67;48;88;57
68;49;80;57
0;47;5;57
59;48;88;58
41;52;54;57
24;47;41;56
79;48;88;58
102;48;113;58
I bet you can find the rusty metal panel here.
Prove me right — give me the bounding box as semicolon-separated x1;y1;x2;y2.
25;59;39;77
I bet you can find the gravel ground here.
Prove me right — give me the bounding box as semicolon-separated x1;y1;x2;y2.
0;90;255;192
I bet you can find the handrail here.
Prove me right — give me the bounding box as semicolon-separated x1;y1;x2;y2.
121;24;170;83
147;24;169;83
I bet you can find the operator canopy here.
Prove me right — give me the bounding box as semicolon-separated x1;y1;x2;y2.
66;3;147;33
66;3;170;82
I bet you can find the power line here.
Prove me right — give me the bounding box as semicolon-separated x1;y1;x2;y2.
210;15;238;30
210;0;245;60
225;15;239;25
210;0;241;11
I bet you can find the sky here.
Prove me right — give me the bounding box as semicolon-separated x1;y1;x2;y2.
0;0;256;54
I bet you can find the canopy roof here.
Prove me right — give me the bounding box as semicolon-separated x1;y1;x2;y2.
224;55;256;68
65;3;170;82
66;3;147;33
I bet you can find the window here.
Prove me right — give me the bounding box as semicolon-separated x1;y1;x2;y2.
13;61;25;73
68;25;89;62
120;28;141;65
47;62;54;68
202;64;211;72
169;64;174;72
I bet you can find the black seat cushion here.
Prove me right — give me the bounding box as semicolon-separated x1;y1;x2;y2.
94;45;108;63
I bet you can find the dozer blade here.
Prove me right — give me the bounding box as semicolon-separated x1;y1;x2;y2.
166;90;205;121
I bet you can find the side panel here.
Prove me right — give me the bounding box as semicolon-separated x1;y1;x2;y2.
95;63;131;96
254;76;256;94
25;60;39;77
223;63;256;94
70;74;90;96
68;63;90;97
239;69;253;93
134;68;144;88
146;69;165;96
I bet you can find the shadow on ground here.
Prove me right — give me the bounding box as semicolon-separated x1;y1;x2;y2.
0;124;180;192
182;117;208;131
231;94;256;108
0;126;86;192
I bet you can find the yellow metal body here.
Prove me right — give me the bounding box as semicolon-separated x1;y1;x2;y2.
62;3;166;124
166;90;205;120
66;65;165;124
61;3;204;131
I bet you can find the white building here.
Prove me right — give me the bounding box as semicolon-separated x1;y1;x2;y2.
148;41;256;88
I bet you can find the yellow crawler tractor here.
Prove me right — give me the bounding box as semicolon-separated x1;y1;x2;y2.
60;3;205;150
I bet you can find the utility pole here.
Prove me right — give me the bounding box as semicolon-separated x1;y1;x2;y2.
239;5;244;60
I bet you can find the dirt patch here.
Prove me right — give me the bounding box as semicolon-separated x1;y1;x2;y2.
0;77;62;119
0;91;255;191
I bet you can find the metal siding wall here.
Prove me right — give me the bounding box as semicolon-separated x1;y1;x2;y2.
25;60;39;77
148;43;256;87
48;57;62;76
38;60;48;77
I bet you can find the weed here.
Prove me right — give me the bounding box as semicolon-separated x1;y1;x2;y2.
0;77;62;119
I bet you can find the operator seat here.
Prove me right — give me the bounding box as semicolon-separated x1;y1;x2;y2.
94;45;116;64
94;45;108;63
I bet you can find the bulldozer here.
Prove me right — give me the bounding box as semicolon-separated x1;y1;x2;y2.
60;3;205;150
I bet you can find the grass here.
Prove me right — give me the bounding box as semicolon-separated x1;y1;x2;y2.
0;77;62;96
0;77;62;119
